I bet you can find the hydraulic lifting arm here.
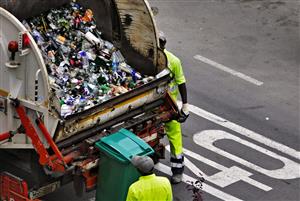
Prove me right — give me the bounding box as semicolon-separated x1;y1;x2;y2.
0;131;13;142
9;98;67;173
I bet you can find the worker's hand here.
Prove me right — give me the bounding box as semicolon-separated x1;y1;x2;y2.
178;103;189;123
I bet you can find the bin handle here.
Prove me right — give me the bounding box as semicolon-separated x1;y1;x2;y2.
106;142;133;161
103;129;154;161
119;129;153;152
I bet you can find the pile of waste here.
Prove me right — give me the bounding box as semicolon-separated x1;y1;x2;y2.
23;2;152;117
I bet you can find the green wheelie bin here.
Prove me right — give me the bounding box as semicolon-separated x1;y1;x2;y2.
95;128;154;201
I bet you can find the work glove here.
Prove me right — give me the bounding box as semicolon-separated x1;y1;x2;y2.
178;103;189;123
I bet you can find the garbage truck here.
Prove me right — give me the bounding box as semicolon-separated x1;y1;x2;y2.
0;0;178;200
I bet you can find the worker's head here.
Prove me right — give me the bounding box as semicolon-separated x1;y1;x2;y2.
131;155;154;175
159;31;167;50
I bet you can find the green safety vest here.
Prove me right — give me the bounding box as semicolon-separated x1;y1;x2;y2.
126;173;173;201
164;50;186;100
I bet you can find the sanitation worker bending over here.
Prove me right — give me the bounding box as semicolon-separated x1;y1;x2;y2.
159;32;189;184
126;156;172;201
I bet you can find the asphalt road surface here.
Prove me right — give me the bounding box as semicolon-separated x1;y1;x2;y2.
45;0;300;200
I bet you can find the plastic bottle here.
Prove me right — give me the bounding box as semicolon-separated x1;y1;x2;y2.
119;63;142;80
74;15;81;29
82;9;93;23
115;50;125;63
111;51;119;72
47;50;56;63
78;51;89;69
61;104;73;117
85;31;103;47
32;29;44;45
56;35;67;45
46;33;59;50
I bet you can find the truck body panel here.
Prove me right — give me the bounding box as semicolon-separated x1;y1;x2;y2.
0;0;175;199
0;0;169;148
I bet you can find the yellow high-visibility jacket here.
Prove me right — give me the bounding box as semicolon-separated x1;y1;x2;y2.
126;173;173;201
165;50;186;100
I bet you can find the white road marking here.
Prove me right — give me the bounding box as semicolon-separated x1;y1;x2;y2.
186;103;300;160
194;54;264;86
194;130;300;180
165;102;299;199
155;162;243;201
182;147;272;191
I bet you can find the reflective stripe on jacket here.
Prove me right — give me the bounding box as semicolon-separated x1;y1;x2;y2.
126;173;172;201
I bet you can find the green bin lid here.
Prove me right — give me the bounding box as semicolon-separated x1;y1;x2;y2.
95;128;154;163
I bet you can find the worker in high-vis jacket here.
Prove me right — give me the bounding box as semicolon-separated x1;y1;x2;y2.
126;155;172;201
159;31;189;184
